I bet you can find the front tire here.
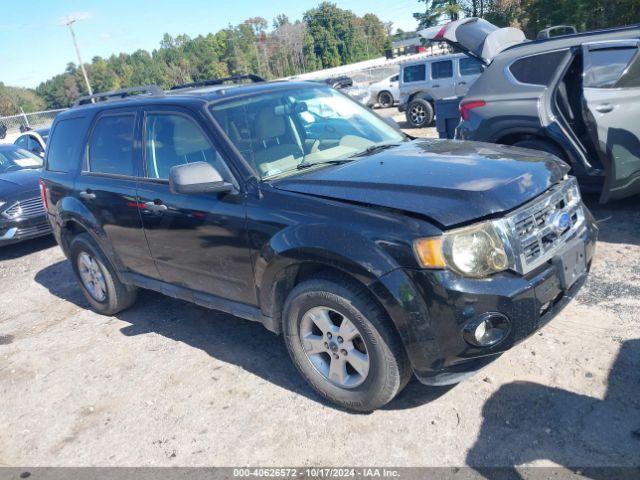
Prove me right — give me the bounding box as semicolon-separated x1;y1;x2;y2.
69;233;138;315
282;274;411;411
406;98;434;128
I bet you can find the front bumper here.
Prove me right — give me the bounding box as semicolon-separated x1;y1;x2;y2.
0;214;51;246
372;213;598;385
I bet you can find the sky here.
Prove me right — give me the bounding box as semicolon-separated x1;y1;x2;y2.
0;0;420;89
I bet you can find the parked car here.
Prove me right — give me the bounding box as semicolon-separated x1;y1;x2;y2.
421;18;640;202
398;53;485;128
367;74;400;108
41;80;597;411
0;144;51;246
14;128;49;158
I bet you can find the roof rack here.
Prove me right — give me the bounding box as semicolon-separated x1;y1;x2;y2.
170;74;265;91
73;85;164;107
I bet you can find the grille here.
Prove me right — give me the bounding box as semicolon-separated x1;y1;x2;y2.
503;178;585;275
16;223;50;237
2;197;46;219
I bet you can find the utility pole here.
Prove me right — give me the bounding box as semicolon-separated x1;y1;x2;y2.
64;17;93;96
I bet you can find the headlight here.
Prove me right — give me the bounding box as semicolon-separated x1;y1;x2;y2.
413;220;510;278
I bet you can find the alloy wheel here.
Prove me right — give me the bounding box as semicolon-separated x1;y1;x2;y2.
77;252;107;302
410;104;426;126
299;306;370;389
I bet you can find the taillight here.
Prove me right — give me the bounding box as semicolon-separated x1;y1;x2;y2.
460;100;486;121
39;179;49;211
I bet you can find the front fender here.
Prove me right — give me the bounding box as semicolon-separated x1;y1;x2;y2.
256;224;399;316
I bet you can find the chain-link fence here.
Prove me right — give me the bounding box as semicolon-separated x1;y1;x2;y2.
0;109;66;142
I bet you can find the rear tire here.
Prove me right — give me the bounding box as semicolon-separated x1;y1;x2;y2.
69;233;138;315
406;98;434;128
512;139;566;161
282;274;411;412
377;91;394;109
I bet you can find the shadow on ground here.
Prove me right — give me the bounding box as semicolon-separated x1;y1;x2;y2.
34;259;452;412
468;339;640;479
0;235;56;261
583;193;640;246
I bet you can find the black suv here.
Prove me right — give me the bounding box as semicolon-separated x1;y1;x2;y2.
41;78;598;411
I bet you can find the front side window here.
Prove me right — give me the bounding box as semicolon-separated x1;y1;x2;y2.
403;64;426;83
144;113;228;180
432;60;453;79
88;115;135;176
459;57;484;76
210;86;405;179
585;46;638;88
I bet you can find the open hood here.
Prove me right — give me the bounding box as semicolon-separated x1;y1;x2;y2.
418;18;526;64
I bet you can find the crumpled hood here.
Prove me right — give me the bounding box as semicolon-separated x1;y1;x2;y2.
273;139;570;228
0;169;42;197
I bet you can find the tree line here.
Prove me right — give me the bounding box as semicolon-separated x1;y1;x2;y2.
2;0;639;116
0;2;390;115
415;0;640;38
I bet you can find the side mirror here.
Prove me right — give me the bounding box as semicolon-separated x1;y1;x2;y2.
169;162;234;195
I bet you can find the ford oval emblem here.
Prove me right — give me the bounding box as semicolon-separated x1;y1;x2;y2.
551;211;572;233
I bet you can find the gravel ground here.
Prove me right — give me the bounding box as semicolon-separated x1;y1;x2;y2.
0;118;638;468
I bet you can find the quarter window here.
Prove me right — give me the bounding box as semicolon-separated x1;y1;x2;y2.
509;50;568;86
46;118;88;172
15;135;28;148
144;113;228;180
403;64;426;83
88;115;136;176
431;60;453;79
585;47;638;88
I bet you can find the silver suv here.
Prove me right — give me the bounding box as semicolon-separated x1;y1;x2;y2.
399;53;484;128
421;18;640;202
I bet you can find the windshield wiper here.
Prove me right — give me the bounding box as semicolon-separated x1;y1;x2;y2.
348;143;400;158
296;159;354;170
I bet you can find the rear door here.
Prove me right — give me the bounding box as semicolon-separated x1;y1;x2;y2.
582;40;640;201
77;108;157;278
430;59;456;99
136;106;255;305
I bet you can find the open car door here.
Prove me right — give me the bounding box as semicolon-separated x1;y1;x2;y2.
582;40;640;202
418;18;526;65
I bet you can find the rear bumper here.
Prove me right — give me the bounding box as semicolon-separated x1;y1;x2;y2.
371;214;598;385
0;214;51;246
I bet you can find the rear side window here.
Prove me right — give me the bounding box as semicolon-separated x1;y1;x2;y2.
585;47;638;88
391;75;399;82
144;113;229;180
403;64;426;83
431;60;453;79
88;115;136;176
46;118;87;172
459;57;484;76
509;50;568;86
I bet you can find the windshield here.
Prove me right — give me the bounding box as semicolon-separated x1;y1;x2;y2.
209;86;405;179
0;147;43;174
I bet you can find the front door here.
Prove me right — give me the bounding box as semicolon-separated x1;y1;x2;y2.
583;41;640;201
429;59;456;100
77;108;157;278
136;107;255;305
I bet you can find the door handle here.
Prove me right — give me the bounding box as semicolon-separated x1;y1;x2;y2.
432;84;440;88
595;104;614;113
144;200;168;212
458;81;467;85
79;190;96;200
